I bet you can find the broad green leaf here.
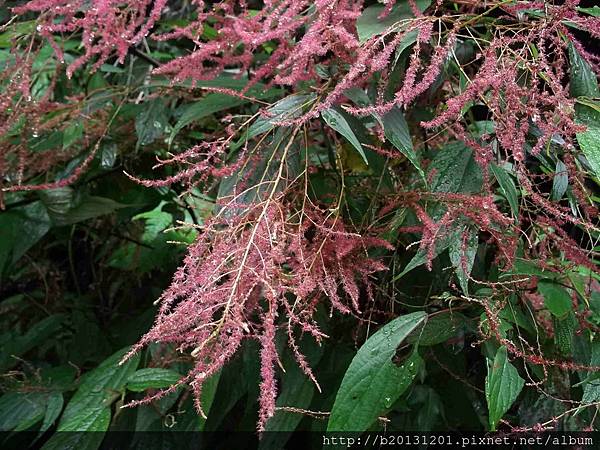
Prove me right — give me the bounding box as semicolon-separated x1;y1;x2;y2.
100;142;117;168
204;341;260;431
356;1;431;43
126;368;182;392
197;370;221;431
568;43;599;98
40;188;126;226
39;187;73;217
170;94;245;145
0;314;65;371
62;121;84;149
135;98;169;146
569;44;600;180
42;408;110;450
99;64;125;73
343;87;372;108
327;312;426;432
501;258;559;279
485;346;524;431
449;226;478;294
322;107;368;165
59;196;125;226
0;201;51;273
40;365;78;391
577;6;600;16
406;311;468;346
57;347;140;431
44;349;137;448
538;280;573;318
18;313;65;354
430;142;483;194
169;85;281;145
490;164;519;219
575;103;600;180
0;21;36;48
38;393;64;435
0;392;47;431
28;130;64;152
581;341;600;405
394;29;420;64
393;223;456;281
133;202;173;242
238;93;315;146
551;160;569;201
382;106;423;179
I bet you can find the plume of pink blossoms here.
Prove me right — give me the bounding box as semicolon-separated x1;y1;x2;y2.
14;0;168;77
121;198;392;431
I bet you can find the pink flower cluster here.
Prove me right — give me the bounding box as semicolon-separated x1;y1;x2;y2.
14;0;168;77
122;199;391;430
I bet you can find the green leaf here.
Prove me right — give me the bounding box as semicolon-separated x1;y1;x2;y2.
0;21;36;48
0;392;47;431
238;93;315;146
218;127;301;215
43;349;136;448
356;1;431;43
501;258;559;279
0;201;51;273
406;311;468;346
449;226;478;295
126;368;182;392
42;408;110;450
551;160;569;201
322;107;368;165
170;94;245;145
575;103;600;180
577;6;600;16
568;43;599;98
62;121;84;149
393;224;455;281
39;392;64;435
100;142;117;168
169;84;281;145
485;346;525;431
394;215;475;281
430;142;483;194
327;312;426;432
490;164;519;219
136;98;169;146
133;202;173;242
40;188;126;226
581;341;600;405
538;280;573;318
568;45;600;180
197;370;221;431
382;106;423;179
57;347;140;431
0;314;65;371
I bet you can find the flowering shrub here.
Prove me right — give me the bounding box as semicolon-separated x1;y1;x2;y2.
1;0;600;444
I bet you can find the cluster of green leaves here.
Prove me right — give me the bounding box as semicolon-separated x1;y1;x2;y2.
1;0;600;447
